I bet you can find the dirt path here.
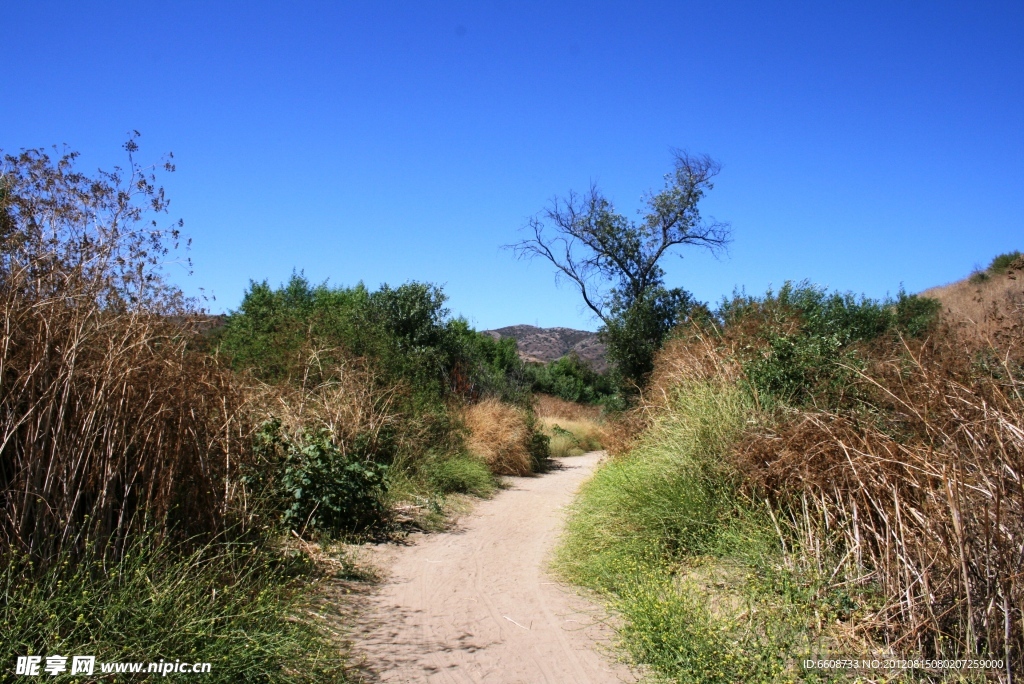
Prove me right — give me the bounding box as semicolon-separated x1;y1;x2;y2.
349;452;636;684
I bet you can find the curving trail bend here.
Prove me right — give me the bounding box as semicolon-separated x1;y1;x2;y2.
350;452;636;684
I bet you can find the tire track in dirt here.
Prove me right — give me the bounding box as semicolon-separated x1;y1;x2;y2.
349;452;635;683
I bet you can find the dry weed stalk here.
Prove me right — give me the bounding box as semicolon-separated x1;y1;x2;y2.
462;398;534;475
740;332;1023;667
243;347;401;454
0;144;248;561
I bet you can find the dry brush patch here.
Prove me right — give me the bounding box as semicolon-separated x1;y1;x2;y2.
0;144;252;561
923;255;1024;340
533;393;604;422
735;333;1024;666
533;394;608;456
461;398;535;476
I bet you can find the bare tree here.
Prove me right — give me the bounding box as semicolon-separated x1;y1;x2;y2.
511;151;730;324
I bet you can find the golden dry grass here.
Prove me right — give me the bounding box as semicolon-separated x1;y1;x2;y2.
533;394;607;457
244;349;400;452
922;257;1024;339
461;398;534;476
735;330;1024;662
533;393;604;421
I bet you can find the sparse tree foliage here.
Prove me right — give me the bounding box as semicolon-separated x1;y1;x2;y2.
513;151;730;388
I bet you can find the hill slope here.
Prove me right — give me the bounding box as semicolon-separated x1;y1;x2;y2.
483;325;608;372
922;253;1023;335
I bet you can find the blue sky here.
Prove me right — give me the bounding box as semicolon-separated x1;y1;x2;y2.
2;1;1021;331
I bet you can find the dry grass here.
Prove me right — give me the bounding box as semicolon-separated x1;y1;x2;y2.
0;147;253;561
734;328;1024;666
533;393;604;422
922;256;1024;339
244;349;400;454
461;398;534;476
533;394;608;457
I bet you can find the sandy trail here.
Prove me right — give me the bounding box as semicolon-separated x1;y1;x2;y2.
350;452;635;684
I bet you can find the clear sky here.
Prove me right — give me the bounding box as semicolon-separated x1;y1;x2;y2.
2;2;1021;331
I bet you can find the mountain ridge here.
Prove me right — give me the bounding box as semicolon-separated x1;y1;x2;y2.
483;324;608;372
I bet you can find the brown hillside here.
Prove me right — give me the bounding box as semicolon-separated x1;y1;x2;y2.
483;325;608;372
922;255;1024;338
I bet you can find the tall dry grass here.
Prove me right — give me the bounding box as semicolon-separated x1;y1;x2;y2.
0;145;250;561
244;348;400;451
737;331;1023;666
923;256;1024;339
461;398;535;475
533;393;604;422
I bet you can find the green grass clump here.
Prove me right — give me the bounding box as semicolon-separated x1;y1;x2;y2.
556;381;856;683
423;453;497;497
1;537;347;682
557;381;751;590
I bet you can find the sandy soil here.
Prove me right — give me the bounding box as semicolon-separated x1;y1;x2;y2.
349;452;636;684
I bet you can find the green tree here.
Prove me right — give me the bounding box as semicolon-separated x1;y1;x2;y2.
511;151;730;388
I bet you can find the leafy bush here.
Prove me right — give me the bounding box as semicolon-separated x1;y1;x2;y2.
218;275;528;408
524;353;616;405
602;286;701;390
251;420;388;537
720;282;941;408
423;454;496;497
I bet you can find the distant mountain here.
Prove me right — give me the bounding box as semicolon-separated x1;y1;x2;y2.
482;325;608;373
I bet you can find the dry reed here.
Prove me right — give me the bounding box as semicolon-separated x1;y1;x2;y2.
461;398;533;476
736;330;1023;668
0;146;249;561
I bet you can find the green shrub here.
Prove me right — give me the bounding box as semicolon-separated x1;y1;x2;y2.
989;250;1022;274
423;454;496;497
218;275;528;409
525;353;616;404
525;413;552;472
893;289;942;338
721;282;940;409
251;420;389;537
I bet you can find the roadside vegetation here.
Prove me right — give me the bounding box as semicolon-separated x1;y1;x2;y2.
0;142;547;681
533;394;608;458
6;135;1017;682
558;275;1022;682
